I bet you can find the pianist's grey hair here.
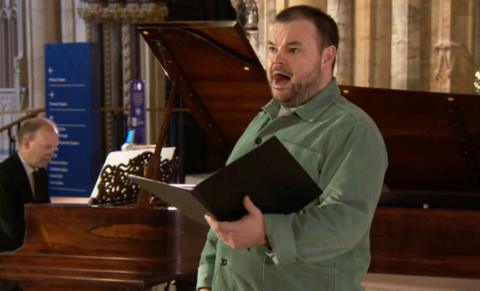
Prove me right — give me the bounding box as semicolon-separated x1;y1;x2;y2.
18;117;58;144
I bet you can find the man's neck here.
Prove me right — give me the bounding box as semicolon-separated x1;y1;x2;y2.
17;151;35;173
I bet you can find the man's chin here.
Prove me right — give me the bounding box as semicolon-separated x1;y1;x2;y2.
274;97;300;108
272;89;292;103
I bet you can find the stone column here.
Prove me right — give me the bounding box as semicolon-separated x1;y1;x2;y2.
354;0;391;88
61;0;75;42
60;0;87;43
328;0;354;85
253;0;279;66
288;0;327;9
452;0;479;94
354;0;373;87
391;0;422;90
474;0;480;70
74;0;87;42
275;0;287;11
25;0;61;109
373;0;392;88
139;40;165;144
78;1;168;150
126;1;168;144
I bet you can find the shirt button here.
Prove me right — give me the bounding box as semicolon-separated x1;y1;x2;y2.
220;258;228;266
254;137;262;145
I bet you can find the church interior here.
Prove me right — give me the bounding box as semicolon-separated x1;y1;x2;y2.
0;0;479;290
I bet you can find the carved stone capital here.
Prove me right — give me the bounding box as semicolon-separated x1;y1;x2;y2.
137;3;168;22
119;3;140;22
77;3;105;23
103;3;123;22
77;2;168;24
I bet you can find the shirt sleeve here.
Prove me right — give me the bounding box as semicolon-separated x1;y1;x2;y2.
196;228;218;289
264;124;388;265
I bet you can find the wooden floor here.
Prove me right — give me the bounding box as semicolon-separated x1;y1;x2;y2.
148;274;480;291
363;273;480;291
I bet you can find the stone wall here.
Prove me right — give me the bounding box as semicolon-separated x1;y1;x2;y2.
253;0;480;94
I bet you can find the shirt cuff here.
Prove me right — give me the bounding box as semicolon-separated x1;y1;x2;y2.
264;213;297;265
196;263;214;289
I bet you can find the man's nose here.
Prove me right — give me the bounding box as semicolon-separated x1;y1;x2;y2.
271;50;285;64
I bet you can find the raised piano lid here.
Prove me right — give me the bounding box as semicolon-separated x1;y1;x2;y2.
138;21;271;154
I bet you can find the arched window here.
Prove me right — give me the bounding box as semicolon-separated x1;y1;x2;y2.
7;2;17;88
0;0;21;89
0;8;8;88
0;0;22;158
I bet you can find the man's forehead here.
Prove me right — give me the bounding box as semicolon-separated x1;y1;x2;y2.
269;19;318;43
32;127;58;139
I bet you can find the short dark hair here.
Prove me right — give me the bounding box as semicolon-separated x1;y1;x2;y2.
18;117;57;143
275;5;339;51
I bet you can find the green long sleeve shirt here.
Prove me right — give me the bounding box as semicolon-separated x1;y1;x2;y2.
196;79;388;291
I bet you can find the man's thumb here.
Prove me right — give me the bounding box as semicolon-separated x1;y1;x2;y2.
243;195;260;215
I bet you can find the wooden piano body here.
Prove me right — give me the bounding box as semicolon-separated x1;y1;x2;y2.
0;205;207;290
342;86;480;279
0;21;479;289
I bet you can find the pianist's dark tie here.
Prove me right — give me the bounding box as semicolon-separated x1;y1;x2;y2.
33;169;50;203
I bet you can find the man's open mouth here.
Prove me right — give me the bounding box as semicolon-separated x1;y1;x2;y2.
272;70;292;87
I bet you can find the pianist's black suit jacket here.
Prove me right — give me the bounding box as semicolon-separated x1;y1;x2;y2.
0;152;49;252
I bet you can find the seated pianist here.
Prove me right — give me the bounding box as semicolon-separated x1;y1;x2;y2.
0;117;58;291
0;117;59;252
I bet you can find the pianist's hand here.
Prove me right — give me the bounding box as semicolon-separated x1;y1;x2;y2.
204;195;267;249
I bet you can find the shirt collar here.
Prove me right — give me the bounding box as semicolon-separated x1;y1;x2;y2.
262;78;341;122
17;151;35;175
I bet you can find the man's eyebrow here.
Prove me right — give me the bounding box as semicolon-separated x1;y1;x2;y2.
267;40;303;46
286;40;302;46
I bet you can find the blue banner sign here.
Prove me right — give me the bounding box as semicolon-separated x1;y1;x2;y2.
130;80;146;144
45;43;101;197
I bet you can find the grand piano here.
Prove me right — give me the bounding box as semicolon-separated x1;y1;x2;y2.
0;21;479;290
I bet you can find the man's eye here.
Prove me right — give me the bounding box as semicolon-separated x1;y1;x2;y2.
289;48;300;54
268;46;277;53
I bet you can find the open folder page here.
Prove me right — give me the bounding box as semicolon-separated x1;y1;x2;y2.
129;137;322;225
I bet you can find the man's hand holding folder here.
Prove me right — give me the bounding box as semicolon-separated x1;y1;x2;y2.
204;196;267;249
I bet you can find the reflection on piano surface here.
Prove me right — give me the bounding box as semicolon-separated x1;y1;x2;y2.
0;21;479;290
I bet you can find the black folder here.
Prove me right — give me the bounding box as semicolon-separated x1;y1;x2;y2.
129;137;321;224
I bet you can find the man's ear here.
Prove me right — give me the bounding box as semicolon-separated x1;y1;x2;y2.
322;45;336;68
22;135;33;150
